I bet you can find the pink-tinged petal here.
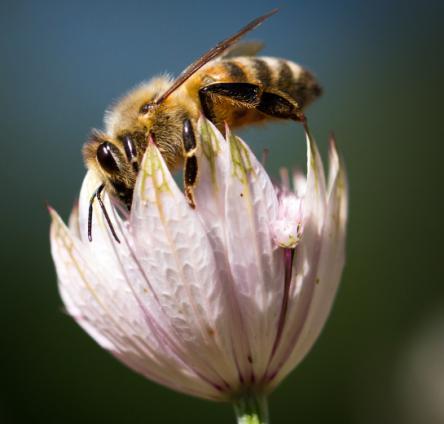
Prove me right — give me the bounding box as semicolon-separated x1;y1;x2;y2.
271;220;301;249
194;118;252;381
50;206;117;351
271;193;303;249
51;114;348;402
50;207;221;399
270;140;348;387
73;172;226;398
130;139;240;391
267;129;327;379
51;210;115;352
302;128;327;233
223;129;285;380
327;134;340;194
68;202;81;239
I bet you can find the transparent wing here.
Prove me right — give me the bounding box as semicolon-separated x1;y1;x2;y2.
154;9;277;105
221;41;264;59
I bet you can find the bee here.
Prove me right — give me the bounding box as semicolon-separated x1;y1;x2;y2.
83;9;322;242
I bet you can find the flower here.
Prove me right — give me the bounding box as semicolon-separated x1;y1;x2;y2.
49;118;347;418
271;183;304;249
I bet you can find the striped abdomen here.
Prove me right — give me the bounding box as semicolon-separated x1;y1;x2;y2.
224;56;321;107
196;56;322;129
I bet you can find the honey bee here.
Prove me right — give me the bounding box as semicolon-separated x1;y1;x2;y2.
83;9;322;242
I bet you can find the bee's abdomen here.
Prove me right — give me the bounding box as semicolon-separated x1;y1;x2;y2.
220;57;322;109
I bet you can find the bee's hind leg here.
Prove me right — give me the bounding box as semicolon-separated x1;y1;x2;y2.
256;91;306;122
182;118;198;208
199;82;262;129
199;83;306;130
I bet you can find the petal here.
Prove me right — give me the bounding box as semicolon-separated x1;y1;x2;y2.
271;193;303;249
194;118;252;381
270;139;348;387
223;129;285;379
130;138;240;390
68;201;81;239
50;206;221;399
267;127;327;379
302;128;327;233
327;134;340;195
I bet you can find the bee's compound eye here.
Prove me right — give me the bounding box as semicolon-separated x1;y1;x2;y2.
97;142;119;174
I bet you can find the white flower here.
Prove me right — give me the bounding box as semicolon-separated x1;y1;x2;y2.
271;189;303;249
50;118;348;404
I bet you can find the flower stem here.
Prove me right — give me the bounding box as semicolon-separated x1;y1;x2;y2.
233;393;269;424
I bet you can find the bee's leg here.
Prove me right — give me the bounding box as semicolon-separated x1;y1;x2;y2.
199;82;261;124
199;83;305;126
182;118;198;208
257;91;306;122
121;134;139;173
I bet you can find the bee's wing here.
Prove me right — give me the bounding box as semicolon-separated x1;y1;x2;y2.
220;41;264;59
155;9;277;105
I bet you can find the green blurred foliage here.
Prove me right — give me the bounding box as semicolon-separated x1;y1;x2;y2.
1;0;443;423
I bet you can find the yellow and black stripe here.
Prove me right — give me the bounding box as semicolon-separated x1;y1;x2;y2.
194;56;322;129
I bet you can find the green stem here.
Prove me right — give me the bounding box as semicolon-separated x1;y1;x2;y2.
233;393;269;424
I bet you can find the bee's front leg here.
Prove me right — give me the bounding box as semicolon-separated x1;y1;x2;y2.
182;118;198;208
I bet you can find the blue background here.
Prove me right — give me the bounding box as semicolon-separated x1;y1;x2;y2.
1;0;443;423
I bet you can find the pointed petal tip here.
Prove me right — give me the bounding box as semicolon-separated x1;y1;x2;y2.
47;204;62;223
197;113;206;126
46;201;54;215
49;207;66;242
304;122;324;178
301;116;310;135
329;135;347;180
325;131;348;203
327;131;346;170
328;131;337;152
146;133;160;154
303;121;315;150
327;135;348;225
224;121;231;139
135;133;178;210
327;133;339;181
140;135;162;171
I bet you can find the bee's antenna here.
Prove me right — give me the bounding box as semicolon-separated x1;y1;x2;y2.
88;184;121;243
88;190;95;242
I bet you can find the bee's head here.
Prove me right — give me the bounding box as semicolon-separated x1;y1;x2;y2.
83;130;141;210
83;76;174;210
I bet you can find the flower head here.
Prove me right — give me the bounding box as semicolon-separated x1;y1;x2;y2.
50;118;347;402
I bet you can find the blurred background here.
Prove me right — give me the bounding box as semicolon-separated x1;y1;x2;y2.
1;0;443;423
